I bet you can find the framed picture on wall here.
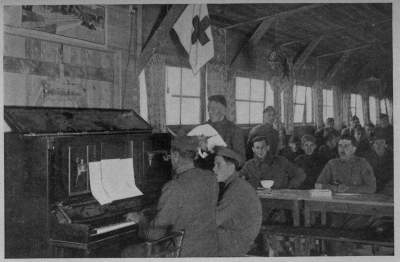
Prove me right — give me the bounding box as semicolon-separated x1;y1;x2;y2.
18;5;106;45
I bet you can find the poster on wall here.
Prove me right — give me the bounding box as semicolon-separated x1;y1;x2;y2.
20;5;105;44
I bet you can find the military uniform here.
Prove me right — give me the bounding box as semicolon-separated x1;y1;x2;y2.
216;172;262;256
316;156;376;193
239;155;306;189
207;117;245;158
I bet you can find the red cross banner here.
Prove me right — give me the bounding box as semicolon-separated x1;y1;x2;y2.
173;4;214;74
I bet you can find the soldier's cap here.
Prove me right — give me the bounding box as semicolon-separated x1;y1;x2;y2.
251;135;270;145
301;134;316;144
214;146;244;167
351;115;360;121
171;136;199;152
372;129;388;142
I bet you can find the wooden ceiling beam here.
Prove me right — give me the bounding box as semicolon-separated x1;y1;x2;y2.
317;43;373;58
293;36;323;72
224;4;324;30
137;5;186;74
323;51;351;83
230;19;275;66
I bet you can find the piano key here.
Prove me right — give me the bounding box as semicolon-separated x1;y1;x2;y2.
91;221;137;235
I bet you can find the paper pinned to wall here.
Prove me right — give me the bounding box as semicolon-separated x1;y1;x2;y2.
89;158;143;205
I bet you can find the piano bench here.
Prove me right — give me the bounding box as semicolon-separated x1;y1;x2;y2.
260;225;394;256
144;230;185;257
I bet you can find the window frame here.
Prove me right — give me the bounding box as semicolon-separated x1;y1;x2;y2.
350;93;364;125
293;85;314;124
322;89;334;121
165;65;201;126
234;76;274;125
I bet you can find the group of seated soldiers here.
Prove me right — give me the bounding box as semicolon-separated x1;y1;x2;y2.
122;95;393;257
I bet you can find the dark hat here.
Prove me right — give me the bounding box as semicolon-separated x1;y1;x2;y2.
171;136;199;152
208;95;227;107
215;146;244;167
251;135;269;145
301;134;316;144
373;129;387;141
380;113;389;119
263;106;276;113
351;115;360;121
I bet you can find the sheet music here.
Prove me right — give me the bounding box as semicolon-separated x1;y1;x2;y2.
89;158;143;205
89;161;112;205
187;124;227;152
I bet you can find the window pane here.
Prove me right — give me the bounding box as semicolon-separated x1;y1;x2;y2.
236;101;250;124
250;79;264;101
306;87;312;122
166;66;181;95
139;70;148;121
380;99;388;114
351;94;356;108
181;98;200;124
294;85;306;104
265;81;274;107
323;106;327;121
166;96;180;125
235;77;250;99
294;105;304;123
281;91;284;122
181;68;200;96
369;96;376;125
356;99;364;126
327;106;333;119
250;102;263;124
323;89;333;106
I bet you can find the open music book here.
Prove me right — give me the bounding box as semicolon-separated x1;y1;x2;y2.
187;124;227;152
89;158;143;205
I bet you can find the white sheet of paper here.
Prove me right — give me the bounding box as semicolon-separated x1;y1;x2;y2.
89;161;112;205
187;124;227;151
100;158;143;202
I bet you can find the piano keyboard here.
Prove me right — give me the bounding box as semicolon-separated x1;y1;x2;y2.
91;221;137;235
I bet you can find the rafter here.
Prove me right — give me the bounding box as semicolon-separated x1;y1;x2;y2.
224;4;323;30
230;19;275;66
137;5;186;74
293;36;323;72
323;51;351;83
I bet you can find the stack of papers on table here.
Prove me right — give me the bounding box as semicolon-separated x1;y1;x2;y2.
309;189;332;198
89;158;143;205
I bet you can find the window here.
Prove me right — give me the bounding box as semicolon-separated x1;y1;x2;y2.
139;70;148;122
322;89;333;121
350;93;364;125
293;85;313;123
369;96;377;125
165;66;201;125
235;77;274;124
380;98;389;115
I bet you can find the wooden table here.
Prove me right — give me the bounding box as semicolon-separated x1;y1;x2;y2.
303;193;394;227
257;189;310;226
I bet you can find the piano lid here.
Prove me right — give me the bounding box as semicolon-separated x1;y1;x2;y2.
4;106;152;134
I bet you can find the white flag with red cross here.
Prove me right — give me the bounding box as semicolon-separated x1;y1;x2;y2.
173;4;214;74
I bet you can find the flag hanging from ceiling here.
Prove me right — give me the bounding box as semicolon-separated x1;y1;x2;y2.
173;4;214;74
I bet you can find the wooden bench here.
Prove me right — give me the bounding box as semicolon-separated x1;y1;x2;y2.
260;225;394;256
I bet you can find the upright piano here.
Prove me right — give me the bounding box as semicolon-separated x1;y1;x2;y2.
4;106;172;258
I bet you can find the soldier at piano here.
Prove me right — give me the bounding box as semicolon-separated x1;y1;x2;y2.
121;136;219;257
195;95;245;170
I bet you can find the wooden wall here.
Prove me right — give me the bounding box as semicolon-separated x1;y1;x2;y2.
3;5;138;111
